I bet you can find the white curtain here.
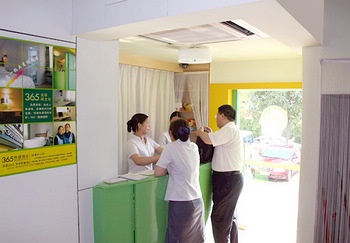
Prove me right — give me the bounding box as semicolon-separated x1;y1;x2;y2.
118;64;175;174
314;60;350;243
174;72;209;128
174;77;186;111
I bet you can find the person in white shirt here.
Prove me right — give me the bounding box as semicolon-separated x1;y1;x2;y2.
126;113;163;173
155;119;205;243
196;104;243;243
158;111;184;146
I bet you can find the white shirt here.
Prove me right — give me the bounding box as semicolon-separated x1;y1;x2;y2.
157;139;202;201
127;134;160;173
209;122;243;172
158;131;171;146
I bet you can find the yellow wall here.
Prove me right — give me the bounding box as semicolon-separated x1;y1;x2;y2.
209;82;302;130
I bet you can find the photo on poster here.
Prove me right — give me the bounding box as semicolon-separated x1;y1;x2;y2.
0;38;55;89
0;63;36;88
54;106;75;121
53;121;76;145
53;90;75;106
52;47;76;91
0;39;30;89
0;88;23;124
23;123;52;149
0;124;23;152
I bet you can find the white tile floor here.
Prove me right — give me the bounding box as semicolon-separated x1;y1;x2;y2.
204;221;215;243
203;172;299;243
204;220;245;243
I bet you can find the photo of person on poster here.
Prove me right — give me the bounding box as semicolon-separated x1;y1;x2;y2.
64;123;75;144
54;125;65;145
53;122;76;145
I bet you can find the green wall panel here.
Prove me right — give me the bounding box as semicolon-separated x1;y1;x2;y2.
93;182;135;243
199;162;213;223
134;176;169;243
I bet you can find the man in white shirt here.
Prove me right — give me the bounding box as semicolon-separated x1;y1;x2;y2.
196;104;243;243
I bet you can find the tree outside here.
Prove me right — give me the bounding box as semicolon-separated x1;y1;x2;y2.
239;90;302;144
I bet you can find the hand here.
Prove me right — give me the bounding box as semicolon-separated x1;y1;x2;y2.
203;126;212;133
153;154;160;164
196;127;204;136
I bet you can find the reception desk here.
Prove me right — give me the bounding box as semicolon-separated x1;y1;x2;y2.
93;163;212;243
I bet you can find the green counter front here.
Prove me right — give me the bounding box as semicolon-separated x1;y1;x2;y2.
198;162;213;222
93;163;212;243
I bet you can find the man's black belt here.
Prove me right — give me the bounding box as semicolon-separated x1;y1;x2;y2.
212;170;241;175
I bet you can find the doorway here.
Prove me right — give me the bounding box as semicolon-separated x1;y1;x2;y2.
238;89;301;243
205;88;302;243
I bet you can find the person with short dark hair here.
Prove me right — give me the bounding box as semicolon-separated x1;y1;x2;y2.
155;119;205;243
126;113;163;173
196;104;244;243
158;111;184;146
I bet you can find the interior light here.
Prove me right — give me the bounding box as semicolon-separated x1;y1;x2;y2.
53;50;60;57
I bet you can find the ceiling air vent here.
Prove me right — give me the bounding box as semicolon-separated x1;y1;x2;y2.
220;21;255;36
140;20;266;46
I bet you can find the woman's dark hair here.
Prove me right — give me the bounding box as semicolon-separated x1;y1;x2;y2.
127;113;148;133
169;111;183;120
57;125;64;133
169;119;190;142
218;104;236;121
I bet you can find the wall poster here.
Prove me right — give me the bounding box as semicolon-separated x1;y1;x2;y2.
0;36;76;177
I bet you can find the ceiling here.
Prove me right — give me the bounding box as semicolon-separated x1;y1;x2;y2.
82;1;320;64
119;25;303;63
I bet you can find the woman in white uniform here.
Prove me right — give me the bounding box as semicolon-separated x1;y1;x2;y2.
155;119;205;243
158;111;183;146
126;113;163;173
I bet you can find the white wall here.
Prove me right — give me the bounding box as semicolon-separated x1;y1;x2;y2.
0;0;75;43
0;166;79;243
0;1;79;243
76;38;119;243
297;0;350;242
277;0;324;43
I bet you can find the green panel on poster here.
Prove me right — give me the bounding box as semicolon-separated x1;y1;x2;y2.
54;71;66;89
23;89;53;123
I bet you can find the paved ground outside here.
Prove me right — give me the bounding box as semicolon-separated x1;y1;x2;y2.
205;171;299;243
